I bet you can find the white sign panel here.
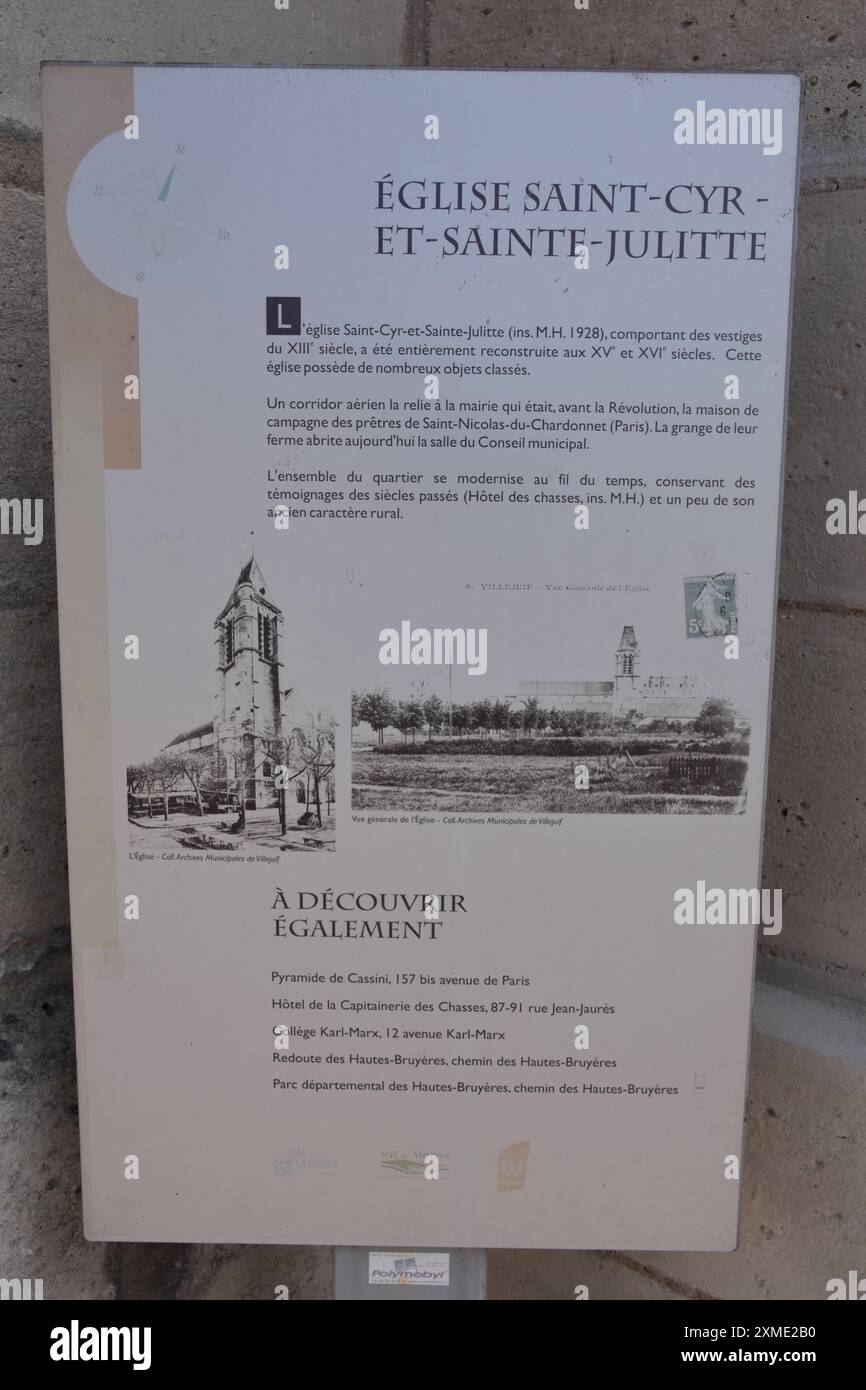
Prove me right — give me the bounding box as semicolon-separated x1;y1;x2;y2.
42;66;800;1249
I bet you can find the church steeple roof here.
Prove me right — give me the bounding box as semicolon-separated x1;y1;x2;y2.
234;555;267;594
617;625;639;651
216;555;280;624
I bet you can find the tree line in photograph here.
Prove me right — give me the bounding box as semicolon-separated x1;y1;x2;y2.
352;687;743;748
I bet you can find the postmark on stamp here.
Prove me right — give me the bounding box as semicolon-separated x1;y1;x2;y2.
684;573;737;638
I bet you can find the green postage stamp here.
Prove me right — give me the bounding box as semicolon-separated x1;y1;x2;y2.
684;573;738;638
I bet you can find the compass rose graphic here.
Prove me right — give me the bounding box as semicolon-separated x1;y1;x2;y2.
67;131;231;297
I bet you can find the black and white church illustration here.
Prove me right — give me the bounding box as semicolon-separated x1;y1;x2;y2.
165;557;284;809
126;556;335;849
512;625;706;721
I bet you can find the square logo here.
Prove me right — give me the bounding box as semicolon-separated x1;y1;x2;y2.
266;297;301;335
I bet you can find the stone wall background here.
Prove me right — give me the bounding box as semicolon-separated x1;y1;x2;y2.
1;0;864;1300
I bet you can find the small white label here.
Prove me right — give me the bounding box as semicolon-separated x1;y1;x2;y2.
368;1252;450;1287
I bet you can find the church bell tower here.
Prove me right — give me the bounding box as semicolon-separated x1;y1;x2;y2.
613;624;641;716
214;557;283;809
